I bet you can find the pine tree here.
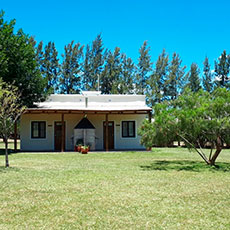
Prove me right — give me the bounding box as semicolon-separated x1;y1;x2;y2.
100;47;122;94
165;53;186;100
147;49;169;106
59;41;84;94
41;42;60;93
35;41;44;67
91;34;104;90
82;44;92;90
214;50;230;88
82;34;105;90
136;41;152;94
187;63;201;92
202;57;213;92
119;54;136;94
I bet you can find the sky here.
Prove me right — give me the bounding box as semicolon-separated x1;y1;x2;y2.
2;0;230;72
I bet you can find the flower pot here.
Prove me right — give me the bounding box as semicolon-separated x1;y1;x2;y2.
81;149;88;154
81;146;89;154
77;146;82;152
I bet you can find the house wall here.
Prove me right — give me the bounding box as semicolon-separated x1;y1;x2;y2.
20;113;146;151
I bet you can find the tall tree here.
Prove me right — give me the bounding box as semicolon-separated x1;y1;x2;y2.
119;54;136;94
59;41;84;94
165;53;186;100
82;44;92;90
147;49;169;107
82;34;105;90
35;41;44;67
100;47;122;94
136;41;152;94
0;79;25;167
0;11;46;107
214;50;230;88
42;42;60;93
202;57;213;92
187;63;201;92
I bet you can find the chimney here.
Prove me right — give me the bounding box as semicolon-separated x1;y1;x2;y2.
85;97;88;108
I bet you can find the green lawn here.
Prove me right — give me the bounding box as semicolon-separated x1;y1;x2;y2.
0;148;230;230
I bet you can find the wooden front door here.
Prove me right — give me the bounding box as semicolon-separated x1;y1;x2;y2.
54;122;66;151
103;121;114;150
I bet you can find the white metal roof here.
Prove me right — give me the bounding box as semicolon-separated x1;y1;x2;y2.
31;93;151;112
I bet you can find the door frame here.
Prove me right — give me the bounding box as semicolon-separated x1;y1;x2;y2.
54;121;66;151
103;121;115;150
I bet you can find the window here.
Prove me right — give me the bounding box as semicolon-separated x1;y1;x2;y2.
122;121;135;138
31;121;46;138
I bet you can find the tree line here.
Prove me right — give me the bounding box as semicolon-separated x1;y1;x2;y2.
34;36;230;109
31;37;230;111
1;10;230;108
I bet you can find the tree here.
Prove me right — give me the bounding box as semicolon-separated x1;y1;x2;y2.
59;41;84;94
82;34;105;90
202;57;213;92
82;44;92;90
139;88;230;166
0;80;25;167
147;49;169;107
214;50;230;88
187;63;201;92
42;42;60;93
100;47;122;94
165;53;186;100
0;11;46;107
119;54;136;94
136;41;152;94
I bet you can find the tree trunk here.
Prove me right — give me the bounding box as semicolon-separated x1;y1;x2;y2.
208;137;222;166
209;147;222;166
5;139;9;167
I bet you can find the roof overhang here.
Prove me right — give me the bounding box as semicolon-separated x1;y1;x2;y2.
24;108;152;115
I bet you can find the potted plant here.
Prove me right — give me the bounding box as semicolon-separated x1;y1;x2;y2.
75;139;83;152
81;145;89;154
86;143;92;151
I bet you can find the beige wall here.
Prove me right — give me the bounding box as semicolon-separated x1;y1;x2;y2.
20;113;146;151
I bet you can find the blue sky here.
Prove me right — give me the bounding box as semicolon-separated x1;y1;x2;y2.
2;0;230;72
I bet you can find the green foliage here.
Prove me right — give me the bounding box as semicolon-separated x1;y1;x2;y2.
41;41;60;93
202;57;213;92
139;88;230;165
101;47;122;94
147;49;168;106
82;44;92;90
83;34;104;90
120;54;136;94
214;50;230;88
165;53;186;100
0;79;25;167
187;63;201;92
136;41;152;94
59;41;84;94
0;11;46;107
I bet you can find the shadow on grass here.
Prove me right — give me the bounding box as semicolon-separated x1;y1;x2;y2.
0;149;20;156
140;160;230;172
0;166;21;173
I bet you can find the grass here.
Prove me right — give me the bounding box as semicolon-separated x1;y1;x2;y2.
0;147;230;229
0;140;20;155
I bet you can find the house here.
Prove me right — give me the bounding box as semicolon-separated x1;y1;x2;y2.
20;91;152;151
